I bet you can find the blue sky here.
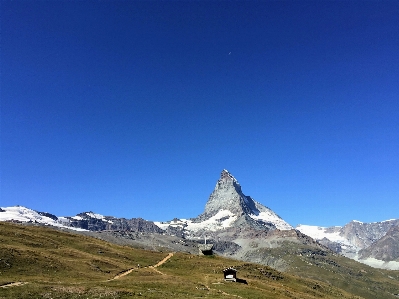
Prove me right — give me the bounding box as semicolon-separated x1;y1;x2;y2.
1;1;398;227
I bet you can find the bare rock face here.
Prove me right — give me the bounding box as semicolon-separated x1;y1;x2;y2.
67;212;164;233
297;219;399;260
199;169;258;218
193;169;292;232
339;220;399;249
359;225;399;262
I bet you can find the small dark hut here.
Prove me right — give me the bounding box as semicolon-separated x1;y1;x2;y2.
223;267;237;282
198;244;214;255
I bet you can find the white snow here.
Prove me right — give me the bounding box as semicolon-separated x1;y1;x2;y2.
0;206;87;231
186;210;237;232
71;212;113;223
153;221;171;230
249;211;293;230
155;210;238;232
297;224;353;244
354;255;399;270
381;219;397;223
85;212;113;223
156;208;293;233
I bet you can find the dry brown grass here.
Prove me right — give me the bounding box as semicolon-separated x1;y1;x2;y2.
0;222;396;299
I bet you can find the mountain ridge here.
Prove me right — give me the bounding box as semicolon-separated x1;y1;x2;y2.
1;169;397;270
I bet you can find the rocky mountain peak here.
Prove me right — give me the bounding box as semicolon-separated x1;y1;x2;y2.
200;169;255;218
220;169;239;183
194;170;292;231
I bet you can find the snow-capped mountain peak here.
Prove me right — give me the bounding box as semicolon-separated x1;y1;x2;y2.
163;170;293;237
0;206;87;231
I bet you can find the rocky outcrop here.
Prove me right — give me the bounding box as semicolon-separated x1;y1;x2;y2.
67;212;164;233
340;220;399;249
36;211;58;221
212;241;242;255
359;225;399;262
297;219;399;260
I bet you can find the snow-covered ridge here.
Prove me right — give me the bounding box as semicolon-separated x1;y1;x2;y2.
296;225;346;243
296;224;359;254
249;210;293;230
72;212;113;223
0;206;87;231
155;209;238;233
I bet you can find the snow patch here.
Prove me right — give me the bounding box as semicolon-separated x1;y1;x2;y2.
354;255;399;270
84;212;113;223
296;224;354;247
155;210;237;232
249;211;292;230
0;206;87;231
187;210;237;232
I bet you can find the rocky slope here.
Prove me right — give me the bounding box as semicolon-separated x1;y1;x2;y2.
297;220;399;269
66;212;164;233
155;169;292;239
1;169;398;271
359;225;399;262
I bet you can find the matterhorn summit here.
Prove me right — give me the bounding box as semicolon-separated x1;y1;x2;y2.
196;169;292;231
200;169;257;218
155;170;292;237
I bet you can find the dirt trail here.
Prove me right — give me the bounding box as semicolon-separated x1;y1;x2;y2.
148;252;174;275
110;268;136;280
151;252;174;268
110;252;174;280
0;282;28;288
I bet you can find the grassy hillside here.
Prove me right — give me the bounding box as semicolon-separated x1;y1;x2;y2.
0;222;395;298
241;241;399;299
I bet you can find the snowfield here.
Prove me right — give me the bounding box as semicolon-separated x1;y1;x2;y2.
296;224;349;243
249;210;293;230
354;255;399;270
155;209;238;232
0;206;87;231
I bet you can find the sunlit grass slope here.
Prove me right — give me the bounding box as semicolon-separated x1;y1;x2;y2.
245;242;399;299
0;222;386;298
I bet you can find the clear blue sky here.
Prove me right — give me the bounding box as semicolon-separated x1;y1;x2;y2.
1;1;398;227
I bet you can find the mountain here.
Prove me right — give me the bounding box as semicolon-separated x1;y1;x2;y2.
0;206;164;234
296;219;399;270
1;169;398;272
0;206;85;231
66;211;164;233
359;225;399;261
7;221;398;299
153;170;328;271
4;169;399;298
155;169;292;238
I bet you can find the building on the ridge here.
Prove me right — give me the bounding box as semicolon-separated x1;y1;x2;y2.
198;244;214;255
223;267;237;282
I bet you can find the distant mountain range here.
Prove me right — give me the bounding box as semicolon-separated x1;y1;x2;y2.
1;169;398;270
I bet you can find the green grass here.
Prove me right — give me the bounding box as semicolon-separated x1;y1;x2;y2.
242;241;399;299
0;222;397;298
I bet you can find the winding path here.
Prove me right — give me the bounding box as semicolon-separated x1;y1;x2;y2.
110;252;174;280
0;282;28;288
151;252;174;268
